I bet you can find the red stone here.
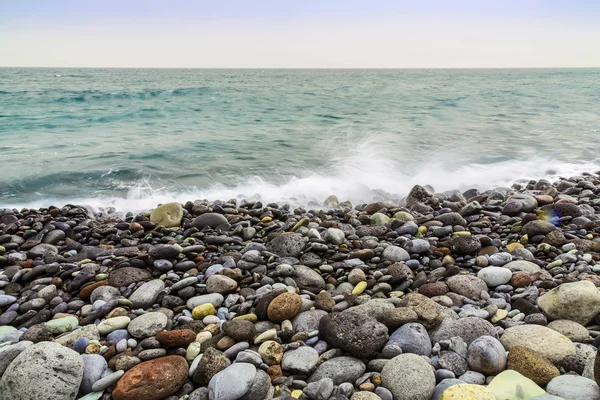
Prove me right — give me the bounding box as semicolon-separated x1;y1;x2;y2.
155;329;196;347
112;355;188;400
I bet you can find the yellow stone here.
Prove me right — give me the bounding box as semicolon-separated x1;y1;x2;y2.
442;255;455;265
441;384;495;400
291;390;303;398
261;216;273;223
491;309;508;323
233;313;258;322
452;231;472;237
388;291;404;298
192;303;216;320
506;242;524;252
418;226;428;234
352;281;368;295
340;244;348;249
520;234;529;244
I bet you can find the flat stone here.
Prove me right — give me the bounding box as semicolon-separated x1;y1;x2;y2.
129;280;165;309
127;312;168;339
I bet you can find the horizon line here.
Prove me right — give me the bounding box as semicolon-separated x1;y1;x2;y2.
1;66;600;70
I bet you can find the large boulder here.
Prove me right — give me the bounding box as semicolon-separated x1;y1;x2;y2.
319;312;389;358
538;280;600;325
0;342;83;400
381;353;436;400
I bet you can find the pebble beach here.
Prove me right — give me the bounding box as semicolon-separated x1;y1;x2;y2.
3;173;600;400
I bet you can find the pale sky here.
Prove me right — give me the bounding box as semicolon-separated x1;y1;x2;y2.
1;0;599;68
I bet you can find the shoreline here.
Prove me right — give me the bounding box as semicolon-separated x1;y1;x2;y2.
2;171;600;399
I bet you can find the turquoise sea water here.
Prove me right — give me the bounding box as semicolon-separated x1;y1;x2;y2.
1;68;599;211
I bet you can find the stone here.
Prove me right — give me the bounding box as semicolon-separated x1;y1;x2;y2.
292;310;328;333
187;294;224;309
281;346;319;374
504;261;542;275
192;213;229;230
240;369;271;400
522;220;556;237
305;378;334;400
538;280;600;325
267;292;303;322
440;384;495;400
351;392;382;400
382;245;410;262
501;324;576;364
127;312;168;339
192;303;217;320
55;324;100;347
487;370;546;400
451;236;481;255
112;355;188;400
0;342;83;400
222;320;256;342
148;244;180;259
546;375;600;399
477;266;512;287
91;370;125;392
267;233;308;258
308;356;365;385
292;265;326;293
446;275;487;300
0;341;33;377
466;336;506;376
432;379;465;400
432;317;498;346
129;279;165;309
507;346;560;385
80;354;108;395
258;340;283;365
150;202;183;227
192;347;231;385
381;353;435;400
46;316;79;334
109;267;152;288
547;319;589;342
207;362;256;400
400;293;446;329
155;329;196;347
97;316;131;335
384;323;431;356
319;312;389;358
206;275;238;295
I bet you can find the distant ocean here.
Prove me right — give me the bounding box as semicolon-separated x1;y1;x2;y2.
1;68;599;212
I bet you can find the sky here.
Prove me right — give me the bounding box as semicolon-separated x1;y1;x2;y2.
1;0;599;68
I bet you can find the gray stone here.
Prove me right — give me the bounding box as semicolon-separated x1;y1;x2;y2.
309;356;365;385
477;266;513;287
192;213;229;230
304;378;334;400
431;317;498;346
0;342;83;400
382;245;410;262
0;341;33;377
385;323;431;356
381;353;435;400
187;294;224;309
438;351;468;376
431;379;465;400
128;312;168;339
268;233;308;258
208;362;256;400
239;369;270;400
446;275;488;299
129;279;165;309
149;244;181;259
91;370;124;392
292;310;328;333
292;265;326;293
546;375;600;399
320;312;389;358
466;335;507;375
80;354;108;395
281;346;319;374
522;220;556;237
504;260;542;274
404;239;431;254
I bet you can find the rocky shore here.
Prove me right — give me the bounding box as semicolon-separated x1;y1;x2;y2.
3;173;600;400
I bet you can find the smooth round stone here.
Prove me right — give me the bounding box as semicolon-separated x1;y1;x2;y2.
154;259;173;272
467;336;507;375
500;324;575;364
458;371;486;385
128;312;168;339
116;339;128;353
80;354;108;395
73;337;91;353
187;294;224;309
0;295;17;306
385;323;432;356
203;315;221;325
208;362;257;400
98;316;131;335
129;279;165;309
488;252;512;266
477;267;513;287
281;346;319;374
381;354;435;400
45;316;79;334
106;329;130;344
91;370;124;392
546;375;600;399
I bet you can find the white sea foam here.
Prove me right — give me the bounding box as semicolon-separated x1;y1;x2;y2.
7;132;599;215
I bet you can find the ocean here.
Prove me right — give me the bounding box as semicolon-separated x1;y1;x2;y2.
1;68;599;212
